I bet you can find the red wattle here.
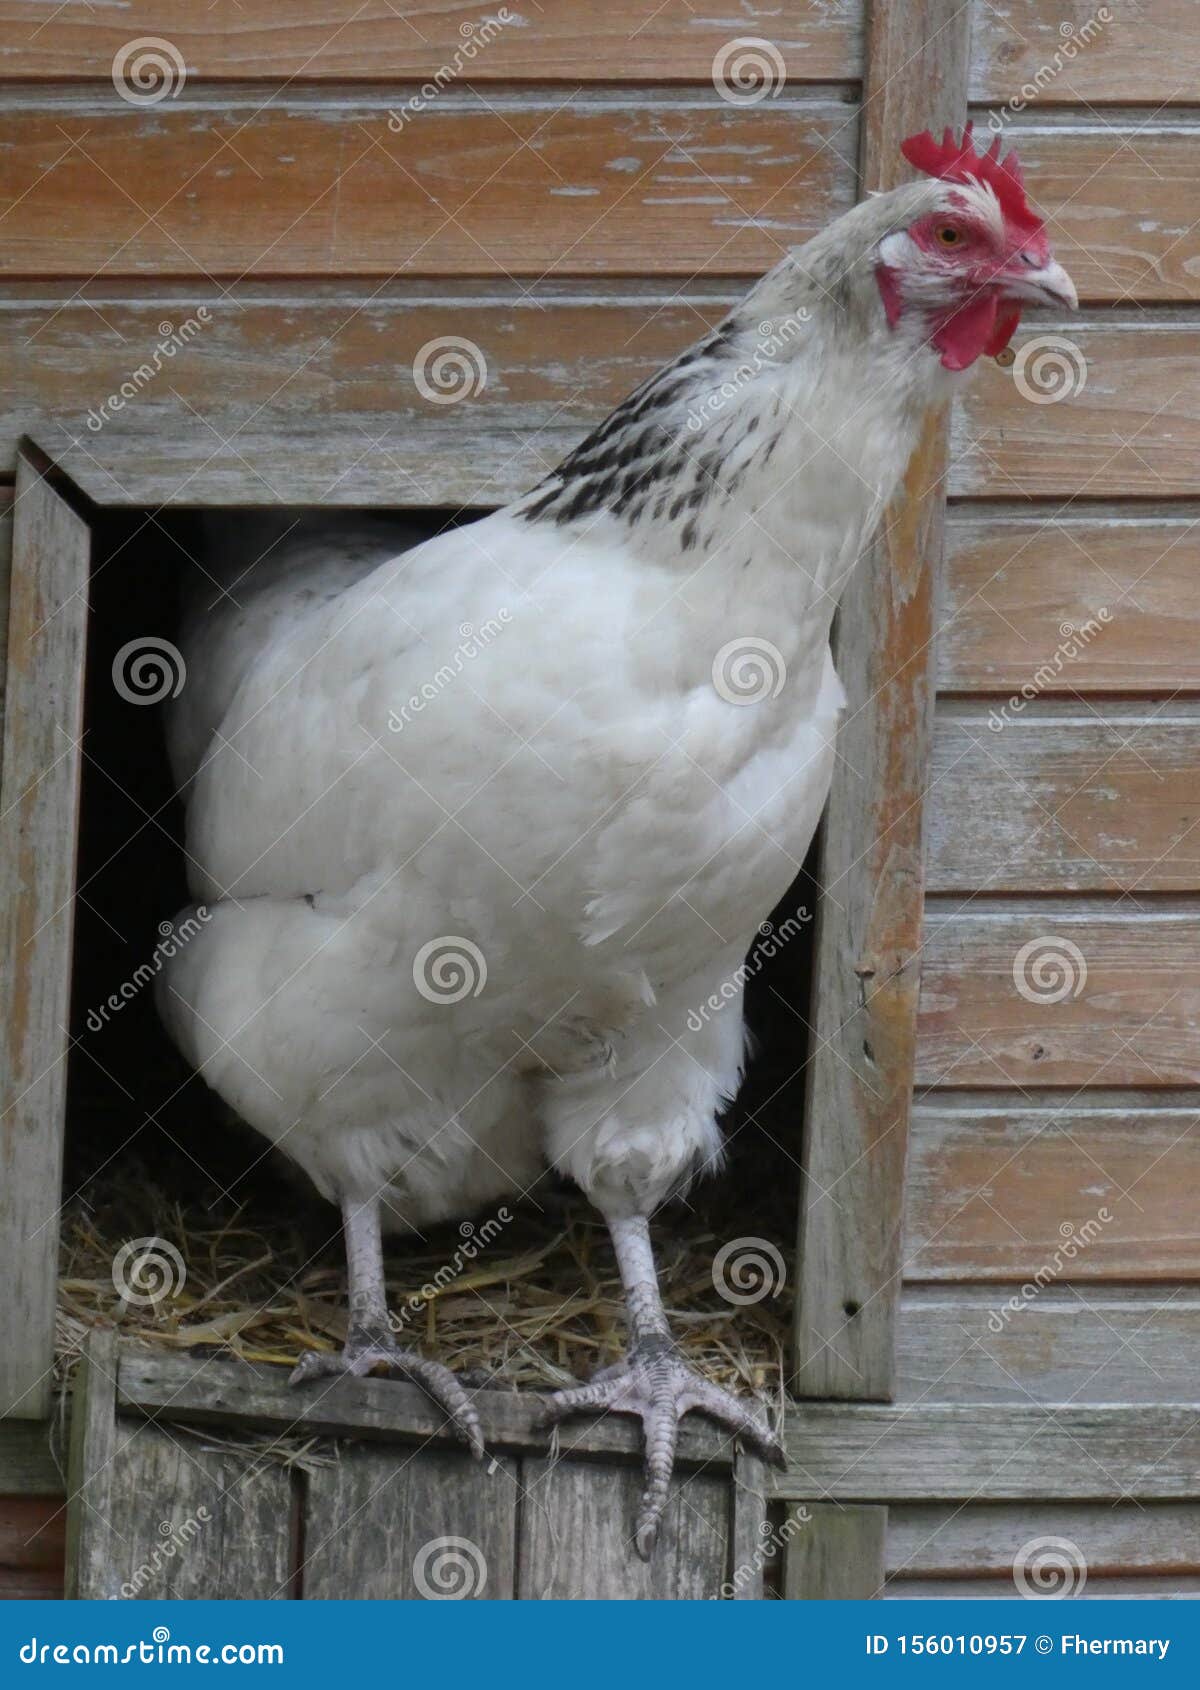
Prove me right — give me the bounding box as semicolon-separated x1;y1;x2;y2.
930;293;999;372
986;298;1022;356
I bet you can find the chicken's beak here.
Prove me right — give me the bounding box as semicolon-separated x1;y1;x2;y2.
1005;258;1078;311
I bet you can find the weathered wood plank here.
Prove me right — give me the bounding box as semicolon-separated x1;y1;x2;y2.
519;1454;729;1599
889;1500;1200;1577
2;284;731;504
11;300;1200;510
886;1574;1200;1598
0;1495;64;1600
96;1429;294;1600
117;1349;737;1466
0;91;856;279
65;1331;119;1599
728;1449;770;1600
971;0;1198;105
304;1443;517;1600
0;2;862;83
783;1503;886;1598
794;0;970;1402
895;1282;1200;1405
0;1421;60;1494
927;707;1200;894
776;1403;1200;1501
939;512;1200;694
905;1099;1200;1280
0;454;89;1418
917;904;1200;1089
952;323;1200;499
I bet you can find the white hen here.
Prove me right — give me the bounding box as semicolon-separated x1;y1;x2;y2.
160;129;1075;1553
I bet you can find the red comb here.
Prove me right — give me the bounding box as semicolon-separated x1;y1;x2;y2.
901;122;1043;233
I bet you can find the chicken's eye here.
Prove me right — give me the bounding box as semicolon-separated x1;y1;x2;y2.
936;225;962;247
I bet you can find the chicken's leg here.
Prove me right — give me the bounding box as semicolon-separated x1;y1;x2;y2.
538;1213;782;1556
290;1195;483;1457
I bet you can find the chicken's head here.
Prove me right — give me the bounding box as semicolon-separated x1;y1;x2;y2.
875;124;1077;372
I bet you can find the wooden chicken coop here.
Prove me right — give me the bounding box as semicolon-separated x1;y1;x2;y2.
4;0;1200;1601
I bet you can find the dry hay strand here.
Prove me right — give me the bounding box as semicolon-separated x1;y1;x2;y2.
57;1161;792;1417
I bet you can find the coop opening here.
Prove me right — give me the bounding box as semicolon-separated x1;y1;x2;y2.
58;499;816;1405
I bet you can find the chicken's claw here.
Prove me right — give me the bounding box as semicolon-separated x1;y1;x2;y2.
536;1340;782;1558
290;1331;485;1459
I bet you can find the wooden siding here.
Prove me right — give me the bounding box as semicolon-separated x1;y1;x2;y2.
0;91;856;280
939;511;1200;694
0;2;863;84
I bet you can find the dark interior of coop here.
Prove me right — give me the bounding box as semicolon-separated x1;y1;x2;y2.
63;501;816;1397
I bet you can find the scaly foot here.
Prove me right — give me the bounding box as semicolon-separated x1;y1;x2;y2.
537;1337;783;1557
290;1324;484;1458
